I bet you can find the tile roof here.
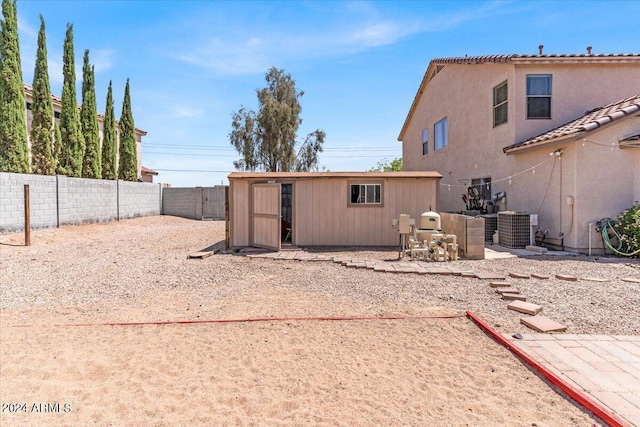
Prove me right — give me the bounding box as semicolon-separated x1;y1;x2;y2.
431;53;640;65
504;94;640;153
141;166;158;175
23;84;148;136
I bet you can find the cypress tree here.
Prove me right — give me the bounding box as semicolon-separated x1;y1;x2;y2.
0;0;29;173
53;122;64;175
80;49;100;178
59;23;84;177
117;79;137;181
30;15;54;175
101;80;116;179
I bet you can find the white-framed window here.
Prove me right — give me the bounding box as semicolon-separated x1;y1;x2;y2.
527;74;552;119
349;183;382;205
422;128;428;155
434;117;448;150
493;81;508;127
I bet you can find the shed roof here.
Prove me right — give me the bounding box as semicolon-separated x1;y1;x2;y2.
228;171;442;179
397;53;640;141
504;94;640;154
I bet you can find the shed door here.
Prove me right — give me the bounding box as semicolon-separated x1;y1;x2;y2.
251;183;281;251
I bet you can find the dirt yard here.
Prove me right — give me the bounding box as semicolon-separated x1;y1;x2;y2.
2;215;638;426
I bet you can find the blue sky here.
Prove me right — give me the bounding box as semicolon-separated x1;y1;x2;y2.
14;0;640;187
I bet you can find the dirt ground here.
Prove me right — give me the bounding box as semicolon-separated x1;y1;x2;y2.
2;216;632;426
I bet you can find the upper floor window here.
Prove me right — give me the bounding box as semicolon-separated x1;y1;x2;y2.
349;183;381;205
422;128;429;155
493;81;508;127
527;74;551;119
434;117;448;150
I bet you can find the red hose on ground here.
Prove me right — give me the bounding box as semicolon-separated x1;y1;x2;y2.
465;310;627;427
13;313;465;328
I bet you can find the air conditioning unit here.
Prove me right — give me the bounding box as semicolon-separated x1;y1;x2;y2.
481;214;498;242
498;212;531;248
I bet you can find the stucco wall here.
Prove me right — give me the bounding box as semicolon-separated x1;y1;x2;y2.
0;172;161;232
402;61;640;216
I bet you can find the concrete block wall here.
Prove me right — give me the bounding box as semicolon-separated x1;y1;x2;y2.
0;172;58;232
162;187;201;219
59;176;117;225
119;180;162;219
440;212;485;260
0;172;162;233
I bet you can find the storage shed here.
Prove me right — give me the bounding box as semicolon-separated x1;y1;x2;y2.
228;171;442;250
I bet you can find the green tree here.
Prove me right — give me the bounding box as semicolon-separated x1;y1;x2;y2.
53;122;64;174
29;15;54;175
59;23;84;177
80;49;101;178
117;78;137;181
0;0;29;173
229;67;325;172
101;80;116;179
369;157;403;172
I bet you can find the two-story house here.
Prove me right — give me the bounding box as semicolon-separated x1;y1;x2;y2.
398;52;640;253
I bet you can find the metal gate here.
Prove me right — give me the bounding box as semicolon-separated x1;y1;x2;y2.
202;186;226;220
251;183;281;251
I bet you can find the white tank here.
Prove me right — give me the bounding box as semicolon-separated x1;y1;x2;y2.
420;211;441;230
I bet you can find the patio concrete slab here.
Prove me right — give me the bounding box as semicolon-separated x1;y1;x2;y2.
507;334;640;427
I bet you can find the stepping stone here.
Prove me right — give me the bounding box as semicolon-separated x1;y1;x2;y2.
556;274;578;281
461;272;476;278
496;288;519;295
622;278;640;283
520;315;567;333
427;268;451;275
582;277;611;283
525;245;548;254
531;273;550;279
490;281;512;288
508;300;543;315
509;272;530;279
373;265;387;272
475;272;506;280
502;293;527;301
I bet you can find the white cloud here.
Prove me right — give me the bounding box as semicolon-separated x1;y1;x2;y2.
170;104;203;118
170;1;517;76
91;49;114;73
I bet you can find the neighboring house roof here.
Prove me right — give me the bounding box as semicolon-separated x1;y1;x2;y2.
397;53;640;141
23;84;148;136
141;166;158;176
503;94;640;154
228;171;442;179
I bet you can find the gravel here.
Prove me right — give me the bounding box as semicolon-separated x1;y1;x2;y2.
2;216;639;335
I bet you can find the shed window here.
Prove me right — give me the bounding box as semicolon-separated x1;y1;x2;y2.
350;184;381;205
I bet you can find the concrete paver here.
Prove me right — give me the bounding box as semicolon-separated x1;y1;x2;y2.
509;334;640;426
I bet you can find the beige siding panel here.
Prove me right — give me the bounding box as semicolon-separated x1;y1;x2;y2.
231;180;249;247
